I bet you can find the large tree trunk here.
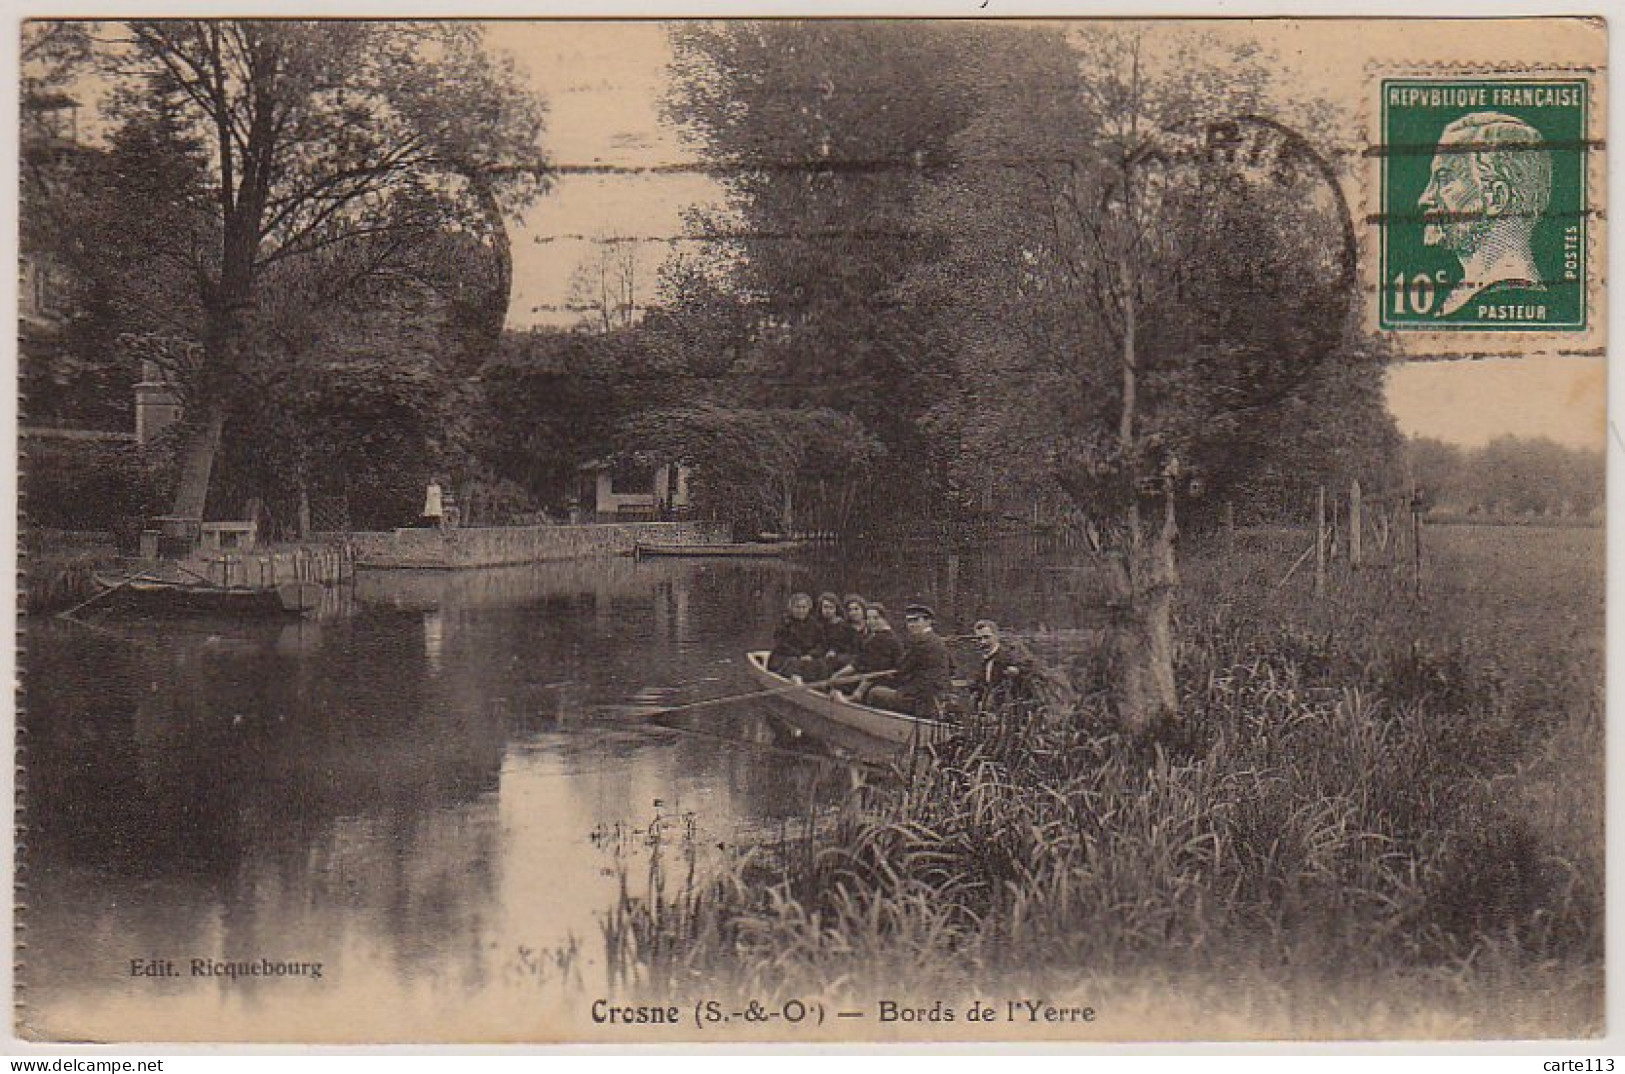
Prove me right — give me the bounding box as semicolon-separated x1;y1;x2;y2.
169;197;259;519
168;298;245;520
169;405;226;520
1106;492;1179;734
465;169;513;353
1103;246;1179;735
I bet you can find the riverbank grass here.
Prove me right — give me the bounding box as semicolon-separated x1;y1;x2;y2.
602;525;1603;1039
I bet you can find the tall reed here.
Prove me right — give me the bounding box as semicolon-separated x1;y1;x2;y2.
600;527;1603;1036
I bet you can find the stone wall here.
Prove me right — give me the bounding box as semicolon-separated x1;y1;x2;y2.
348;520;731;570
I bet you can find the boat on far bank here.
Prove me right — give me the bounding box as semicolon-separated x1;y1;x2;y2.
634;540;808;559
91;571;323;618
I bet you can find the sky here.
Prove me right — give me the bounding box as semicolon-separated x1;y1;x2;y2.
489;23;719;326
1385;356;1603;450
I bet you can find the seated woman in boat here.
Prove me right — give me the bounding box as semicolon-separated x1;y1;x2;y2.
814;591;860;675
825;596;872;688
768;592;826;680
843;594;868;638
843;602;905;701
813;592;849;671
824;594;864;680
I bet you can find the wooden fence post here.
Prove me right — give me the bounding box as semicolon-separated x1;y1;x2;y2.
1411;493;1424;597
1314;485;1327;597
1349;479;1363;568
1331;495;1342;561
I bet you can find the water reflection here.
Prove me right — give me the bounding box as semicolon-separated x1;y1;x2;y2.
21;541;1104;1041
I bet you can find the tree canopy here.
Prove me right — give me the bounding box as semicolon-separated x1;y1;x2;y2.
912;27;1382;524
664;23;976;480
1411;436;1602;518
615;402;885;534
103;19;550;520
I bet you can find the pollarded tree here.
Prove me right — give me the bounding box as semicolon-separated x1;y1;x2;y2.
101;19;548;520
918;27;1369;732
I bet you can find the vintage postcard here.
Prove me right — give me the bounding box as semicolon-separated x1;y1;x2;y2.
12;15;1606;1045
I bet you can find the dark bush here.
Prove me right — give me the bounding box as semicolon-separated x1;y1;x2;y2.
21;437;166;537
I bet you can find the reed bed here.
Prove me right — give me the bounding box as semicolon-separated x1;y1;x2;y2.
601;526;1603;1038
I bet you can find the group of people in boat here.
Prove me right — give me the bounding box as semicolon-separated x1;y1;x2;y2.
766;590;1051;718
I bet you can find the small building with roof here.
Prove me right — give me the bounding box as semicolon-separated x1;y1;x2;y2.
577;458;692;522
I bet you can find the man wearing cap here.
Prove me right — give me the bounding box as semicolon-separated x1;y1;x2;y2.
866;603;953;718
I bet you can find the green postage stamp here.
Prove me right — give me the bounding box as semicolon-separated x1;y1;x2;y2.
1380;78;1588;331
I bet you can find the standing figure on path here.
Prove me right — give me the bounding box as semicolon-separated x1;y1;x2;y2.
421;478;445;530
865;603;953;717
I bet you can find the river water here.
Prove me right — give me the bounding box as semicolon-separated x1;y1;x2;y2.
20;542;1103;1042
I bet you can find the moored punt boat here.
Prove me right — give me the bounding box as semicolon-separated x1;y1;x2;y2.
635;541;807;559
744;650;953;759
91;572;323;618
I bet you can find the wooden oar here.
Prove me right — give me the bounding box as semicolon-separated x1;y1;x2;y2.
642;668;897;719
55;569;157;621
638;713;861;768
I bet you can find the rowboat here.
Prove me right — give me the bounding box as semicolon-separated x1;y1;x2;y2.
743;650;953;758
635;541;808;559
92;572;323;618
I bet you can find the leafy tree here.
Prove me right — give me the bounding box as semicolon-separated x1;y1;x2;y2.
478;327;643;508
1459;436;1601;517
21;21;91;110
21;23;142;430
212;225;510;534
1407;436;1465;510
615;403;884;534
1558;443;1606;516
25;95;214;430
98;19;548;520
1408;435;1601;518
915;27;1372;731
663;22;976;515
639;255;756;383
567;233;641;334
1223;348;1406;525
